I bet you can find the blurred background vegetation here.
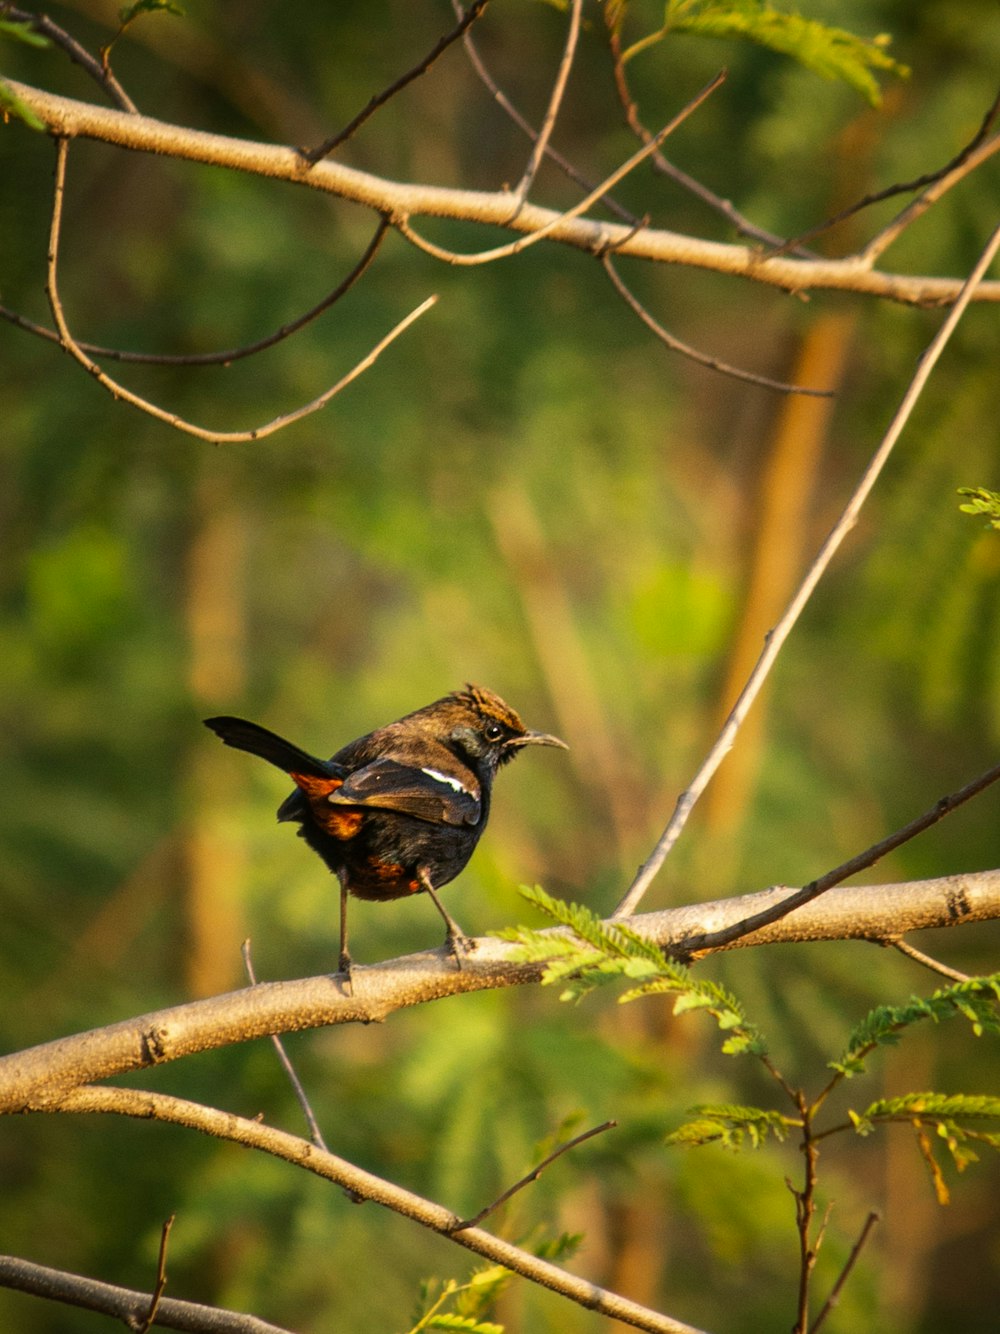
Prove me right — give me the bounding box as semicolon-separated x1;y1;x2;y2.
1;1;999;1330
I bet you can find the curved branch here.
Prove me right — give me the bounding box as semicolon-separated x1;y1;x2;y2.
44;1086;708;1334
45;139;435;442
1;869;997;1115
6;79;998;304
3;216;389;365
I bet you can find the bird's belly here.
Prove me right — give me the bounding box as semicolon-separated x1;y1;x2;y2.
344;812;481;901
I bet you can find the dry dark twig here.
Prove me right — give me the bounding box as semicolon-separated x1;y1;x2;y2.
452;1120;617;1231
775;87;1000;259
4;5;137;112
811;1212;880;1333
301;0;491;162
136;1214;175;1334
3;217;389;365
241;940;330;1153
602;253;832;395
674;759;1000;956
602;7;809;255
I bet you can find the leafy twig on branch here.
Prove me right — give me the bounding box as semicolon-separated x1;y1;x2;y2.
614;219;1000;919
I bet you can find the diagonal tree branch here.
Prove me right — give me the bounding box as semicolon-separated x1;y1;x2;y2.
44;1086;709;1334
613;218;1000;918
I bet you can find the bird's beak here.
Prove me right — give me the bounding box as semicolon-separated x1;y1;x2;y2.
513;729;569;750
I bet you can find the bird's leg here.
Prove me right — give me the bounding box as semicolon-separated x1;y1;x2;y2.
417;867;472;969
337;872;353;995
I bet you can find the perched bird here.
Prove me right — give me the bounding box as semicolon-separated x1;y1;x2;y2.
204;684;566;983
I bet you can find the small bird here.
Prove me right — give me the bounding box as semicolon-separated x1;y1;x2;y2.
204;684;566;984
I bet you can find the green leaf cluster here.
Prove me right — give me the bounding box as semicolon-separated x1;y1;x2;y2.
666;1104;796;1149
508;886;766;1055
958;486;1000;531
620;0;908;105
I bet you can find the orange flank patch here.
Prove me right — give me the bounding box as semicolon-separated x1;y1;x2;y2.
290;771;364;841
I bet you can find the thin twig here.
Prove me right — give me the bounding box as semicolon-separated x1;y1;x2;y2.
397;70;726;266
614;219;1000;918
671;760;1000;955
452;1120;616;1231
888;939;971;983
810;1211;880;1333
777;88;1000;261
859;130;1000;266
5;217;388;365
45;139;435;443
4;5;137;112
301;0;491;162
137;1214;174;1334
602;253;832;395
509;0;582;208
603;8;810;255
453;0;640;224
241;941;329;1153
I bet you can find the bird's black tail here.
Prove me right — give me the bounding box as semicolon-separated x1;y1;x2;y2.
203;716;333;778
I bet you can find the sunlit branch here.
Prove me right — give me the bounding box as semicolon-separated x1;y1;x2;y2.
7;78;1000;304
2;216;388;365
301;0;491;162
613;219;1000;918
602;253;832;395
45;139;434;443
396;70;726;266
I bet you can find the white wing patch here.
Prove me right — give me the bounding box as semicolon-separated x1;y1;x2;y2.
421;766;472;794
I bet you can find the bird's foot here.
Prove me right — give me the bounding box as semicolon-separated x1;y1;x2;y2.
338;950;354;996
445;928;475;971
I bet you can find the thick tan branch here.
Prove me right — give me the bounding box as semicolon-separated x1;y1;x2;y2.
6;79;999;305
0;870;996;1115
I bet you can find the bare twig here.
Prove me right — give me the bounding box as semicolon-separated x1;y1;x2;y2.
137;1214;175;1334
49;1086;709;1334
8;78;1000;305
778;88;1000;260
453;1120;616;1231
614;219;1000;919
602;253;832;395
453;0;641;224
45;139;435;443
888;939;971;984
301;0;491;162
4;217;388;365
509;0;582;208
603;8;809;255
4;5;137;112
859;130;1000;265
241;940;329;1152
0;1253;292;1334
810;1211;880;1333
675;760;1000;955
396;70;726;266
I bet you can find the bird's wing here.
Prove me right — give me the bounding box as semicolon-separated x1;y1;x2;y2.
329;757;481;827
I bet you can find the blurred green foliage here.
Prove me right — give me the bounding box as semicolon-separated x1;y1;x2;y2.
1;1;999;1331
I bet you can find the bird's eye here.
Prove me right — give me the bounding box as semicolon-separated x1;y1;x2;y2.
484;721;505;742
